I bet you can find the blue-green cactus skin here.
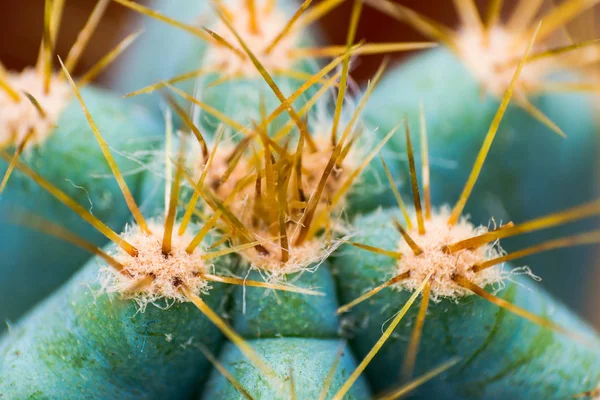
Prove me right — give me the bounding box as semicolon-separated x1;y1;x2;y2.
200;338;371;399
202;258;371;398
110;0;208;108
363;48;600;312
111;0;320;132
231;264;340;338
0;244;233;399
0;87;163;327
333;208;600;398
345;145;406;215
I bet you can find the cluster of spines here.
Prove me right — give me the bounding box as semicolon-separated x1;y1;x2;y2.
365;0;600;138
3;0;600;398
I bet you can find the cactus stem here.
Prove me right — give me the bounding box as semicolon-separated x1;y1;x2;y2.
181;285;284;391
60;58;151;235
379;358;461;400
448;21;539;226
5;210;125;272
452;274;592;344
199;344;256;400
318;342;347;400
0;150;138;255
333;273;432;400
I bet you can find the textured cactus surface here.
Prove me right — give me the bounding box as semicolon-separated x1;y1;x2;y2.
364;47;600;313
0;251;229;399
202;338;371;399
2;0;600;399
0;86;162;327
334;208;600;398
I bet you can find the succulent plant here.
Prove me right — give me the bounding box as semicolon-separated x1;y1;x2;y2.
2;1;600;399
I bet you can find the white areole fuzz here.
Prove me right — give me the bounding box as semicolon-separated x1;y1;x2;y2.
104;220;212;308
0;68;71;148
394;208;503;300
456;26;551;97
204;0;299;76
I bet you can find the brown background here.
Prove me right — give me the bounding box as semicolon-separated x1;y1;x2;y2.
0;0;484;84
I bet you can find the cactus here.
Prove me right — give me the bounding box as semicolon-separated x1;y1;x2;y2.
361;0;600;312
110;0;326;133
332;32;600;397
2;1;600;399
202;338;371;399
0;1;162;326
0;115;337;397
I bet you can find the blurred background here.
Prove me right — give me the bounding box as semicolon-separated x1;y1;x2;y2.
0;0;466;84
2;0;599;326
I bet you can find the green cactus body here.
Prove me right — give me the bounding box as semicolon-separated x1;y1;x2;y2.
334;208;600;398
112;0;321;134
0;86;162;326
201;338;371;399
363;47;600;311
0;254;230;399
231;266;340;338
201;261;371;399
0;219;241;399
